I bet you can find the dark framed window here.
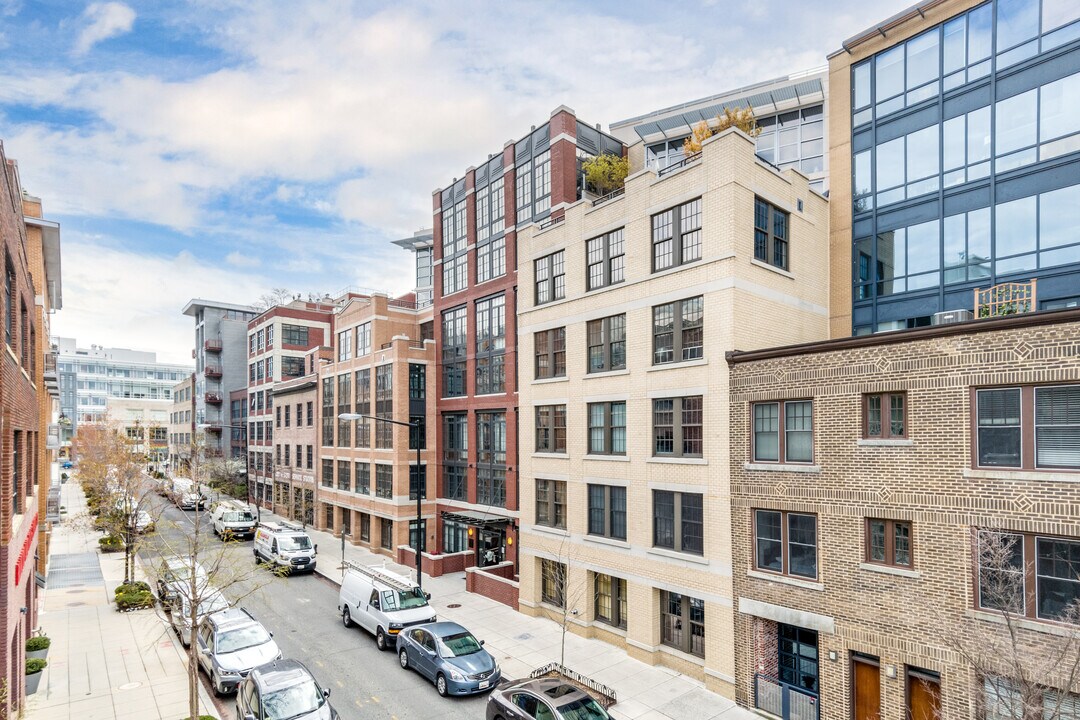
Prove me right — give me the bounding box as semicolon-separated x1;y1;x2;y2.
306;401;313;426
281;324;309;346
356;322;371;356
535;478;566;529
652;491;703;555
360;513;370;542
337;460;351;491
586;228;625;290
535;405;567;453
375;364;393;449
754;509;818;579
778;625;818;693
337;373;352;447
306;445;313;469
375;464;393;499
281;356;304;378
660;591;704;657
864;392;907;438
652;296;703;364
652;396;703;457
443;413;468;501
976;385;1080;470
752;400;813;463
409;415;426;451
866;518;912;567
409;465;426;501
534;328;566;379
587;402;626;455
443;520;468;553
284;445;290;465
355;462;369;494
652;198;702;272
535;251;565;305
408;364;425;400
477;235;506;284
541;559;565;608
276;406;281;428
321;459;333;488
408;519;427;552
587;315;626;373
441;306;467;398
355;369;371;448
587;485;626;540
476;412;507;507
442;199;468;296
977;529;1080;622
475;294;506;395
284;405;290;427
380;518;393;549
321;377;334;447
337;330;352;361
594;574;627;629
754;198;789;270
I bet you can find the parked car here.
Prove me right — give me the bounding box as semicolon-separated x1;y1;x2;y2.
338;563;435;650
396;621;499;696
235;659;338;720
253;522;316;573
170;477;207;510
487;679;611;720
169;588;231;647
156;556;208;604
196;607;281;696
132;510;155;534
211;499;257;540
61;461;73;469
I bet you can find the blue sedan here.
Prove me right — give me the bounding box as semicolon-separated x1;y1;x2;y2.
396;621;500;697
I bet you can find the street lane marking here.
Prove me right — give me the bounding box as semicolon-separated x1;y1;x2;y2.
371;696;380;703
314;659;324;668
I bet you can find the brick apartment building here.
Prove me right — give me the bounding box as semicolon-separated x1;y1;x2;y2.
727;309;1080;719
271;349;321;524
0;145;53;717
168;374;195;472
315;294;436;561
430;106;624;605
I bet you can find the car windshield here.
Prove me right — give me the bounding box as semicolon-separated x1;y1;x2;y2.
558;697;609;720
262;679;325;720
278;535;311;551
437;631;483;657
380;587;428;611
216;624;271;653
223;511;254;522
196;594;230;617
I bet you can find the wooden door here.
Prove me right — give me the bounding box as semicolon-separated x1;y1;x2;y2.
852;658;881;720
907;670;942;720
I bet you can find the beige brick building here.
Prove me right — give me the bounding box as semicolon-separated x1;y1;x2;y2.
169;374;194;472
316;294;437;562
271;369;318;524
727;309;1080;719
516;127;830;696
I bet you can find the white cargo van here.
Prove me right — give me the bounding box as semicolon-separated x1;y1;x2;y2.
170;478;206;511
210;499;257;540
252;521;316;573
338;562;435;651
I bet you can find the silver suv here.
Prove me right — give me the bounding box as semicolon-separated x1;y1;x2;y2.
196;607;282;696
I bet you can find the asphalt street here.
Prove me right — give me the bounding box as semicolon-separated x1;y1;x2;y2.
138;490;492;719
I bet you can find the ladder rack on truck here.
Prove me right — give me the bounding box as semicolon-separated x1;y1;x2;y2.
343;560;414;592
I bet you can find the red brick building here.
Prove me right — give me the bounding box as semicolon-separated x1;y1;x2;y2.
0;145;49;716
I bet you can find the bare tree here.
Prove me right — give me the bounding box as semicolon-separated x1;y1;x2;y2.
251;287;294;312
541;538;586;669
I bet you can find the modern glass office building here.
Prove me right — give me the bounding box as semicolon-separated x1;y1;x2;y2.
833;0;1080;335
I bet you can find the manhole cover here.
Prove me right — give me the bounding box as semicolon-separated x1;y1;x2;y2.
447;603;462;609
118;682;142;691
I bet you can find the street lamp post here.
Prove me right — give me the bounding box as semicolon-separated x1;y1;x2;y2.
339;412;424;590
197;422;257;523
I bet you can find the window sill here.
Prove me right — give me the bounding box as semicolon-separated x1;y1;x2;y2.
750;258;794;279
649;457;707;466
584;454;631;462
746;569;823;591
962;467;1080;483
743;462;820;473
657;643;706;667
858;562;920;579
585;368;630;379
532;452;569;459
583;534;631;549
532;376;568;385
530;524;569;538
857;439;914;447
970;609;1078;638
646;358;708;372
647;547;709;565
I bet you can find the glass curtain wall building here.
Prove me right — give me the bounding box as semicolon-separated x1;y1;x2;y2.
844;0;1080;334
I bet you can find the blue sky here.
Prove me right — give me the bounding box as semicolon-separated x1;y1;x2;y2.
0;0;911;364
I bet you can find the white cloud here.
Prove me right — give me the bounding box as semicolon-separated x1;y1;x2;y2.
73;2;136;56
225;251;260;268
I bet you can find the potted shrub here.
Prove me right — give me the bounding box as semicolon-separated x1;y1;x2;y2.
26;635;50;660
114;581;154;612
99;534;124;553
25;657;47;695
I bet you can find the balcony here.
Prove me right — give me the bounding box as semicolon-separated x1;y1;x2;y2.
43;351;59;393
204;338;223;353
976;279;1037;319
204;365;222;378
203;423;223;432
205;392;223;404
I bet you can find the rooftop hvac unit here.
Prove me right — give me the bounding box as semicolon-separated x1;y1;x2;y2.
932;309;974;325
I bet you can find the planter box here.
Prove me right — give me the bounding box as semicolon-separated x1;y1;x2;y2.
26;649;48;660
25;671;43;695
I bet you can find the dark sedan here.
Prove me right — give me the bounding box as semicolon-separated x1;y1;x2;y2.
486;678;610;720
396;621;500;696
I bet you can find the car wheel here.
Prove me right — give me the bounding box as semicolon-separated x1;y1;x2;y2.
212;672;223;697
376;627;387;651
342;607;352;629
436;673;448;697
399;648;409;670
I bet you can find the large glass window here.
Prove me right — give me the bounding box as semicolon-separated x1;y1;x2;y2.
586;229;626;290
588;402;626;456
754;509;818;579
753;400;813;463
441;307;467;398
587;485;626;540
594;574;627;629
978;530;1080;622
535;405;567;453
476;412;506;507
652;491;703;555
534;328;566;380
375;364;393;449
535;251;565;305
754;198;790;269
475;295;506;395
652;198;702;272
535;479;566;530
755;106;824;175
442;413;467;501
653;396;703;457
660;592;705;657
355;369;371;448
653;297;703;364
586;315;626;373
977;384;1080;470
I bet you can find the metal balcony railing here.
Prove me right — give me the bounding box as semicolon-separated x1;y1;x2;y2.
657;151;702;177
591;187;625;207
205;392;223;404
754;673;818;720
537;214;565;231
204;366;222;378
204;338;223;352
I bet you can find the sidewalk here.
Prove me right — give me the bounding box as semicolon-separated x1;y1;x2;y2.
27;481;219;720
257;505;757;720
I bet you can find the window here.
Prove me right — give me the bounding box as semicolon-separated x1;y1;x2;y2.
442;199;468;296
754;198;789;270
533;150;551;215
661;591;705;657
594;574;627;629
281;356;304;378
976;385;1080;470
306;401;313;426
276;406;281;428
516;159;533;218
375;364;393;449
652;198;701;272
321;378;334;447
476;176;505;242
409;465;426;501
337;373;352;447
864;392;906;438
587;402;625;455
754;509;818;579
652;296;703;364
248;334;255;354
375;465;393;499
983;677;1080;720
321;459;333;488
652;396;703;457
475;295;506;395
443;413;468;501
441;306;467;397
535;251;565;305
356;322;371;357
337;460;351;491
306;446;313;469
355;462;369;495
281;324;308;346
408;364;425;401
284;405;291;428
476;412;506;507
535;405;567;453
444;520;468;553
535;479;566;529
355;369;371;448
541;559;565;608
978;529;1080;622
380;518;393;550
477;235;506;283
653;491;703;555
866;519;912;567
587;485;626;540
337;330;352;361
443;255;467;296
408;519;427;552
534;328;566;379
752;400;813;463
586;229;625;290
587;315;626;373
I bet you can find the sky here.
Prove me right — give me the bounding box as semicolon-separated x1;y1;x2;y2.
0;0;912;365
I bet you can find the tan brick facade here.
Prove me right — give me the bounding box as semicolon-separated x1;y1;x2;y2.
728;311;1080;719
168;374;195;472
271;375;317;524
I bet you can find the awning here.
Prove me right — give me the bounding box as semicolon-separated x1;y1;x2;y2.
441;510;511;528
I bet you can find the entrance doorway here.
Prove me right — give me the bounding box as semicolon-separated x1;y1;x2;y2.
852;655;881;720
907;668;941;720
477;528;504;567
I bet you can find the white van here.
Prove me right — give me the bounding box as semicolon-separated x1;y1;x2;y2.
338;562;436;651
252;521;316;573
170;478;206;511
210;500;257;540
